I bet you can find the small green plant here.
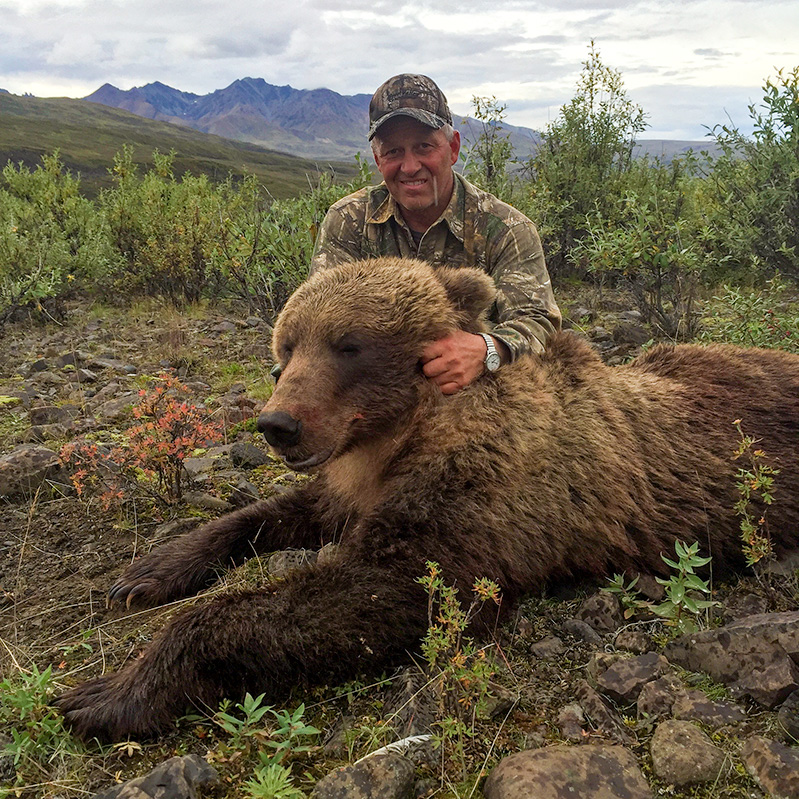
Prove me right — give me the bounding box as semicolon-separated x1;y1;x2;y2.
213;694;319;798
214;692;275;751
604;573;644;619
244;760;305;799
652;540;718;634
417;561;502;782
733;419;779;566
606;540;718;634
264;704;320;765
0;664;88;790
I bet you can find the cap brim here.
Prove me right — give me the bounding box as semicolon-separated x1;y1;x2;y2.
368;108;447;140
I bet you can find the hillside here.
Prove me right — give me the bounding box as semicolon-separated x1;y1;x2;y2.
0;92;358;198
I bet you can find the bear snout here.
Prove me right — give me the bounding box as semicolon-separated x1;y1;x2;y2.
257;410;303;449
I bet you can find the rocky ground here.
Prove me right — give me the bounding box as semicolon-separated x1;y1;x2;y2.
1;296;798;799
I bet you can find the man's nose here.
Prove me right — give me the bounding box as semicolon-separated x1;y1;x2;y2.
400;152;421;174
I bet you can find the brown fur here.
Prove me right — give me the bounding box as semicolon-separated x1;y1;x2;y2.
57;257;799;741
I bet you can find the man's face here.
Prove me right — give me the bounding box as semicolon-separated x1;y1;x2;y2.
372;116;461;227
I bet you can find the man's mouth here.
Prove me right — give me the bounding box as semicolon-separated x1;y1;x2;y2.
401;179;427;187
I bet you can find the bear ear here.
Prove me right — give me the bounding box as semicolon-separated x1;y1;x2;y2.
436;267;496;324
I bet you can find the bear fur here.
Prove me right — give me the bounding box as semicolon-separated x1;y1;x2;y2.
57;257;799;742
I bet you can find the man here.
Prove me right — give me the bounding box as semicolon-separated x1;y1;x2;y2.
311;74;561;394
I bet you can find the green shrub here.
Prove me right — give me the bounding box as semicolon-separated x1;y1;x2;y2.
704;67;799;282
571;156;706;338
700;280;799;352
212;157;373;322
0;152;117;325
520;42;647;274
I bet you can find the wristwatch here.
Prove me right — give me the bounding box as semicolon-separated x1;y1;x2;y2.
479;333;502;373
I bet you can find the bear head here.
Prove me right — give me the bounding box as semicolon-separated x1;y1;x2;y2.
257;257;495;471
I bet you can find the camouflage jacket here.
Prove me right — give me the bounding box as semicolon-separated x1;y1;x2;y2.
310;173;561;359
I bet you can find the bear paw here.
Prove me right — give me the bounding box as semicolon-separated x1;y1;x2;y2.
55;674;169;742
107;555;205;609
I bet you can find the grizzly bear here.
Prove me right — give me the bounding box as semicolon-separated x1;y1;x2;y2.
57;257;799;742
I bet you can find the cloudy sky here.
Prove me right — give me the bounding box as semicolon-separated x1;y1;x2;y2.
2;0;798;140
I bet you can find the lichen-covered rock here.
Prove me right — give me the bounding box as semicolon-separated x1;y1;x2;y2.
0;444;62;499
91;755;218;799
311;753;414;799
650;720;726;787
664;614;799;707
596;652;670;704
637;675;685;723
575;680;635;745
741;735;799;799
576;592;623;633
672;689;747;727
484;745;653;799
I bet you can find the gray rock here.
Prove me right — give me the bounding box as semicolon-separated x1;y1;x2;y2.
577;592;623;633
561;618;603;644
0;444;62;499
210;321;237;334
89;357;137;374
29;404;80;425
383;667;436;739
484;745;653;799
21;423;70;443
614;629;653;654
481;682;519;721
91;755;218;799
575;680;635;745
182;456;216;481
27;358;50;374
586;652;626;684
556;703;586;742
182;491;232;512
230;441;270;469
672;689;747;727
612;323;650;347
312;753;414;799
637;675;685;723
596;652;670;704
721;592;769;623
664;612;799;707
742;735;799;799
650;720;726;787
94;395;136;422
777;688;799;742
229;478;261;507
530;635;566;659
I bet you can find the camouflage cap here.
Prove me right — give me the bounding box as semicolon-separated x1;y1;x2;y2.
368;74;453;140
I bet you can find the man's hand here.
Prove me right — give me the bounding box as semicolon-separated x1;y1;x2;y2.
422;330;501;395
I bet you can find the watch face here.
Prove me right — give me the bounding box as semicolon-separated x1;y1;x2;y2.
485;351;502;372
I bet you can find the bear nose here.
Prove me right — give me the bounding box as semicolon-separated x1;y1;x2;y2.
257;411;303;449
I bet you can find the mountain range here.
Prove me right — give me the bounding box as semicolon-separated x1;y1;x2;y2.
85;78;713;163
0;91;358;199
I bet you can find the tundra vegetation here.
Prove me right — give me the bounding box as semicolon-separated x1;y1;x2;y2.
1;45;799;798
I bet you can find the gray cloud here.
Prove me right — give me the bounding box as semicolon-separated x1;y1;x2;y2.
0;0;796;140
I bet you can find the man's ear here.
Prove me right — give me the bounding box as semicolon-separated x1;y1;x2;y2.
436;267;496;324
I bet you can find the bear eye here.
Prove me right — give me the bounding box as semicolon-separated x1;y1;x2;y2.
333;337;361;357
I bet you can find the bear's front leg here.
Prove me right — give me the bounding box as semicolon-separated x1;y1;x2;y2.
58;556;428;742
108;481;338;608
